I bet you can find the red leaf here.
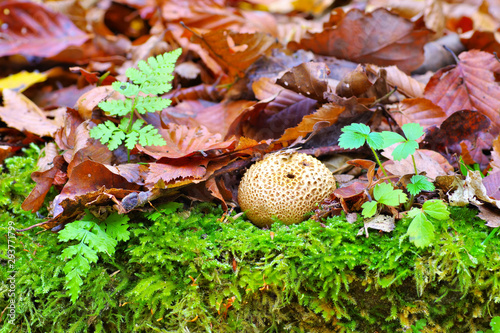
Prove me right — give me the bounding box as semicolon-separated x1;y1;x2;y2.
0;1;89;57
424;50;500;133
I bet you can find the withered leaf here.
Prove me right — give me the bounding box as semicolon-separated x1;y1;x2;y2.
0;1;89;57
288;8;430;73
0;89;65;137
191;29;279;78
424;50;500;133
276;62;330;102
138;124;237;159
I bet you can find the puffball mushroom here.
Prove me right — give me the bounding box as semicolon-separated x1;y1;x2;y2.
238;152;336;227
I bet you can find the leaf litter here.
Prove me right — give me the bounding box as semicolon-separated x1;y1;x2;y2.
1;0;500;231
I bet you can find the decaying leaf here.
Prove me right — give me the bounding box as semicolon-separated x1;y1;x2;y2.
0;89;65;137
0;1;89;57
424;50;500;133
289;8;430;73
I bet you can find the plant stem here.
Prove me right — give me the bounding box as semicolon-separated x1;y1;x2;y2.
370;146;393;185
405;154;420;210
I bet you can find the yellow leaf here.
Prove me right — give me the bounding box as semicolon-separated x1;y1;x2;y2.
0;71;47;92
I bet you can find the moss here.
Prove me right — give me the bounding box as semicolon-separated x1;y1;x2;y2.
0;148;499;332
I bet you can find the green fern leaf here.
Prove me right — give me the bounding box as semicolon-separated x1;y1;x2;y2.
99;99;133;116
112;81;140;97
103;213;130;242
125;131;139;150
138;124;166;146
134;96;172;114
139;81;173;95
90;121;126;150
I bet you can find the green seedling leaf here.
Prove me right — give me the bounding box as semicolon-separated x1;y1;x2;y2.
339;123;384;150
339;123;370;149
381;131;405;147
112;81;140;97
491;316;500;332
103;213;130;242
402;123;424;141
407;175;435;196
373;182;408;207
407;208;435;248
391;140;419;161
361;200;378;218
421;199;449;221
367;132;385;150
381;123;424;161
58;210;131;303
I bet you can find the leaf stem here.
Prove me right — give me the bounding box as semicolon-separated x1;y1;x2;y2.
370;146;392;185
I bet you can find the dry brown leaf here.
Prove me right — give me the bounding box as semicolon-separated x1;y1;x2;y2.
367;65;425;98
0;1;89;57
288;8;430;73
137;124;237;159
392;98;447;129
0;89;64;137
278;103;345;142
191;29;279;78
424;50;500;132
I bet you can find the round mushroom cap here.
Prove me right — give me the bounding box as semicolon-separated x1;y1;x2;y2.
238;153;336;227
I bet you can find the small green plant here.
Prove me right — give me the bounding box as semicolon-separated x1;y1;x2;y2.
58;210;130;303
478;316;500;333
338;123;389;179
90;48;182;160
405;199;449;248
340;122;446;247
410;318;427;333
361;182;407;218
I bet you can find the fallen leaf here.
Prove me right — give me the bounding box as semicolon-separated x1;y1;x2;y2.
191;29;279;78
0;1;89;57
288;8;430;73
0;89;64;137
392;98;447;130
138;124;237;159
424;50;500;133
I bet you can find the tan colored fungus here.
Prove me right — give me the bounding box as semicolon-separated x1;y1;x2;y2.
238;153;336;227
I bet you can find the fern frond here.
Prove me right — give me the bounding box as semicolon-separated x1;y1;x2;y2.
90;121;126;150
99;99;133;116
112;81;140;97
134;96;172;114
127;48;181;86
138;125;166;146
139;81;173;95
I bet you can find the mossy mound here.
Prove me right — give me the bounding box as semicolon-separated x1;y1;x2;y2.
1;147;499;332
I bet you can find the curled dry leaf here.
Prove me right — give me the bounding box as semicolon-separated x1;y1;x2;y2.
0;1;89;57
288;8;430;73
382;148;452;180
276;62;330;102
277;103;345;142
367;64;424;98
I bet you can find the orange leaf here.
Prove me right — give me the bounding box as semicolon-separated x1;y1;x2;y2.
191;29;279;78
